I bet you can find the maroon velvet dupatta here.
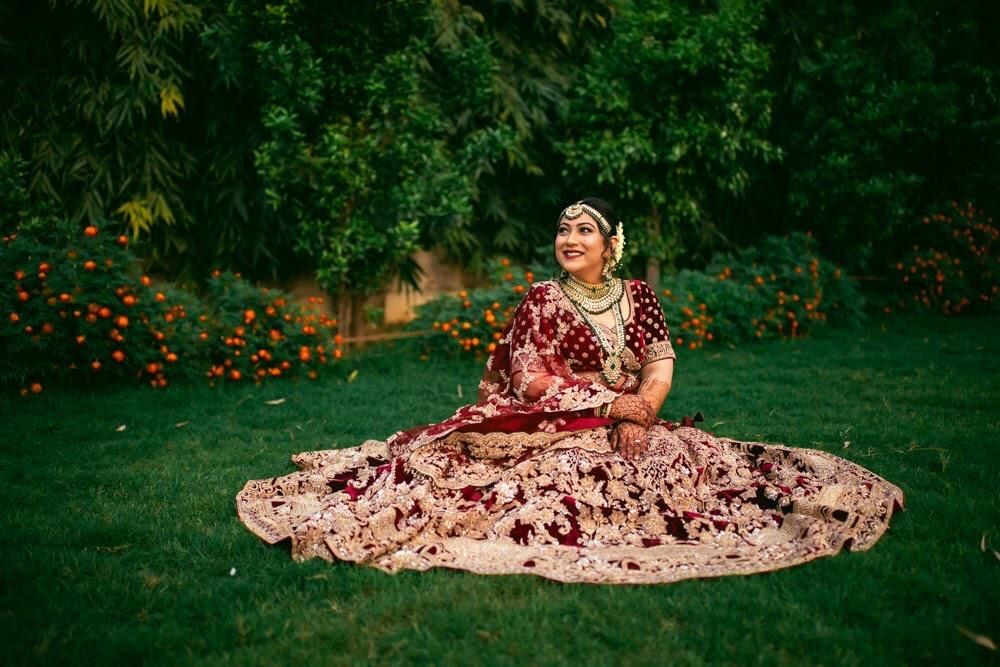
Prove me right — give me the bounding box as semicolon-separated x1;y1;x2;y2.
385;279;676;457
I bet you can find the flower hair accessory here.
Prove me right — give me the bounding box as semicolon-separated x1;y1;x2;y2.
602;220;625;279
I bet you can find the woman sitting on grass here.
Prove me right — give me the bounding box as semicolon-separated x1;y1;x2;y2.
237;197;903;584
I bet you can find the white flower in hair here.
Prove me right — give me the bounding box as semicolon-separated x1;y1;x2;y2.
613;222;625;265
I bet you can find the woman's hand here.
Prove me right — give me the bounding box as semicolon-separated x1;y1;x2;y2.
606;394;656;429
612;422;649;460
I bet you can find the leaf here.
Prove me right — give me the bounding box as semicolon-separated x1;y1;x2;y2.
175;421;190;428
457;384;463;398
229;567;237;576
981;534;988;552
116;424;127;432
347;370;359;383
957;627;997;651
265;398;286;406
160;83;185;118
843;440;851;448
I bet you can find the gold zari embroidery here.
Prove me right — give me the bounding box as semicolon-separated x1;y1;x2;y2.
236;425;904;585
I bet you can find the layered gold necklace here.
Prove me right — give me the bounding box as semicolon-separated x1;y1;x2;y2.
559;273;623;312
558;274;626;384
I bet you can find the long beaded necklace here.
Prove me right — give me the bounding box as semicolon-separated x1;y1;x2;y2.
558;274;626;384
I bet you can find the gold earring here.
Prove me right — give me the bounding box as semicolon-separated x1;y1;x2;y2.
602;258;616;281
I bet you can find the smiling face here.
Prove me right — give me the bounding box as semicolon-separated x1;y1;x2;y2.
555;213;616;284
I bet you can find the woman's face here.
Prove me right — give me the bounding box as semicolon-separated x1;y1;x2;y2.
555;213;613;283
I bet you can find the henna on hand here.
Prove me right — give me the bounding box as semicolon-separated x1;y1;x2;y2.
614;421;649;460
637;360;673;415
607;394;656;429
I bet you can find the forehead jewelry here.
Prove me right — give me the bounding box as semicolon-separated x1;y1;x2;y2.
562;202;612;235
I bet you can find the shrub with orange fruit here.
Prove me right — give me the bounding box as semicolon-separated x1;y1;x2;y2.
2;218;343;395
407;235;863;359
405;257;532;358
661;233;863;345
885;201;998;315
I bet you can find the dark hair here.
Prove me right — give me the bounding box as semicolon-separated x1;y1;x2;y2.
555;197;619;245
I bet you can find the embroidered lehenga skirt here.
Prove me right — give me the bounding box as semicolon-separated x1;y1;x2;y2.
236;280;903;584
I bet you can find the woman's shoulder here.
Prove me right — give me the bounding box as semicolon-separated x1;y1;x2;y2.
625;278;659;301
524;279;561;298
512;279;561;309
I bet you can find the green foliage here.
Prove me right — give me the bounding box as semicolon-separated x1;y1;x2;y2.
887;201;999;315
559;0;781;271
0;0;202;236
2;0;997;286
757;2;1000;271
0;215;341;393
662;233;864;350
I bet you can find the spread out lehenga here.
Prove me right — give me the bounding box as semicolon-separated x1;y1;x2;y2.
236;278;904;585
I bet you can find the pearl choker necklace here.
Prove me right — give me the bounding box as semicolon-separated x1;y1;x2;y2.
559;274;623;314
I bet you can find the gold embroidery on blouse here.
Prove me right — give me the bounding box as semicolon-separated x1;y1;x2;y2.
642;339;676;366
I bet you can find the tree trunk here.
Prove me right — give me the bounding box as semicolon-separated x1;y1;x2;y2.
645;204;662;289
350;293;367;349
336;289;369;351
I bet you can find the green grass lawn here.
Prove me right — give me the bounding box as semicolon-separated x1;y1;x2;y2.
2;313;998;665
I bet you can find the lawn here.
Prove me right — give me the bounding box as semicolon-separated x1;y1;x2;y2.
2;313;998;665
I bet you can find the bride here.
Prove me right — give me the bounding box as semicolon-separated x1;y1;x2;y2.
236;198;903;584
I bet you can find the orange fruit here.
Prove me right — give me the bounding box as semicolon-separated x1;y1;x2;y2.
83;260;97;271
30;382;42;394
112;350;125;363
84;226;98;237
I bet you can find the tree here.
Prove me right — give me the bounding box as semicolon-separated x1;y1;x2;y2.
756;0;1000;271
558;0;781;286
0;0;202;241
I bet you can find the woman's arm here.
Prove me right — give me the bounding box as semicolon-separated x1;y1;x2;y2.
637;357;674;416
